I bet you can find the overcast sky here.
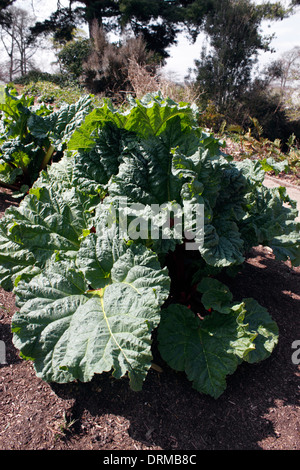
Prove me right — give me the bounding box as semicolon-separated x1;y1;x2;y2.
164;1;300;81
11;0;300;81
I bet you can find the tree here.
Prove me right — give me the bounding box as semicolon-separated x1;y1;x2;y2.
29;0;214;61
56;37;92;79
0;6;38;81
267;47;300;121
80;26;159;96
193;0;290;110
0;0;15;27
0;0;15;76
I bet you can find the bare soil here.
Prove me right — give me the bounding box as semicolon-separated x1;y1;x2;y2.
0;186;299;451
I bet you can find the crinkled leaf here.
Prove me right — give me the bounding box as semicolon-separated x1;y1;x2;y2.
0;225;41;291
0;182;94;290
122;93;197;139
12;239;170;390
235;159;266;185
198;278;279;360
77;230;170;303
47;123;132;197
76;230;128;289
197;277;233;313
240;184;300;257
270;229;300;266
67;93;197;151
260;157;289;175
50;95;93;148
200;220;245;267
26;113;51;140
0;138;30;166
243;298;279;363
108;138;180;206
0;87;34;138
72;123;129;195
158;303;256;399
0;160;22;185
67;100;127;150
28;95;92;150
158;274;279;398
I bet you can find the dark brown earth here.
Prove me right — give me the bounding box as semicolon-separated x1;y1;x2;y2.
0;186;299;451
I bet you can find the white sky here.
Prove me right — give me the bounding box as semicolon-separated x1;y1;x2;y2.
9;0;300;82
163;1;300;81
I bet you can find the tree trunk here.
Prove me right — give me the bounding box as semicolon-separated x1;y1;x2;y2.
9;26;14;81
77;0;103;41
88;15;101;41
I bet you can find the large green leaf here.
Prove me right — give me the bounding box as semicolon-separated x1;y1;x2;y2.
243;298;279;363
28;95;92;150
158;278;279;398
239;183;300;260
0;159;23;185
72;124;133;196
67;99;127;150
270;230;300;266
12;237;170;389
158;303;256;399
122;94;198;139
0;225;41;291
197;277;233;313
0;87;34;138
0;180;94;290
108;139;177;206
173;146;246;267
197;278;279;361
77;231;170;302
67;93;198;151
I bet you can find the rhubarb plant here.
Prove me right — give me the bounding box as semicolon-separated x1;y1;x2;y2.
0;86;92;195
0;92;299;398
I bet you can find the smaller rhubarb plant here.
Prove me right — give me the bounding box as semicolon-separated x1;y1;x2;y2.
0;92;299;398
0;86;92;196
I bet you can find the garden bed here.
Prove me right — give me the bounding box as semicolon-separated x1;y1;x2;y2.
0;186;299;451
